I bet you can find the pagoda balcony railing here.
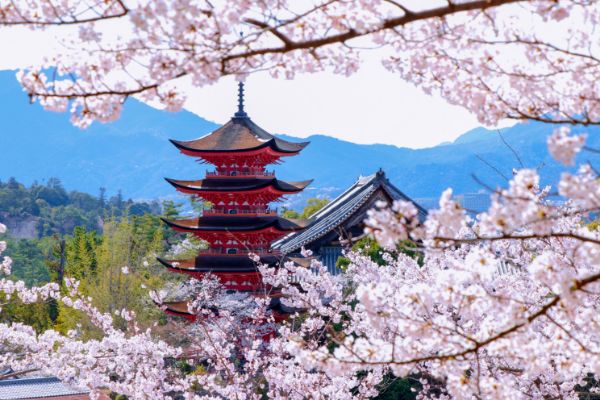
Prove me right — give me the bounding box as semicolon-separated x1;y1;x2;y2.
206;170;275;178
203;208;278;216
198;248;282;257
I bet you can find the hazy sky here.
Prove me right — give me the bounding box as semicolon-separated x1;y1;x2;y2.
0;24;510;149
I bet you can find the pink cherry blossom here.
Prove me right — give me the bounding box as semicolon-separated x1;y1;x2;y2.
548;127;587;166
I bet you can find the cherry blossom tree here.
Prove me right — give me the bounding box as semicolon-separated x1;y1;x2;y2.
0;223;185;398
0;0;596;128
257;141;600;398
306;135;599;397
3;1;600;399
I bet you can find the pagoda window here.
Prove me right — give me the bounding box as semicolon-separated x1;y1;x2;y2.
227;248;238;255
230;171;237;176
229;209;237;214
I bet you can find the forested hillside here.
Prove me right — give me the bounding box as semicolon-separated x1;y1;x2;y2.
0;177;161;238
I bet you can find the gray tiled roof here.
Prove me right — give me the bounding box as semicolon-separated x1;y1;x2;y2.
0;377;87;399
273;170;427;254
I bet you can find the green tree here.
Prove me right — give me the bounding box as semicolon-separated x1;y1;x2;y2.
64;226;98;280
36;178;69;207
280;207;300;219
162;199;183;220
281;197;329;219
189;196;209;214
161;199;185;245
0;235;53;332
56;218;169;337
300;198;329;219
98;187;107;209
45;235;66;323
0;297;52;333
3;237;50;286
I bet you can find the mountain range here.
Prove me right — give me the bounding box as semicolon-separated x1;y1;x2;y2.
1;70;599;209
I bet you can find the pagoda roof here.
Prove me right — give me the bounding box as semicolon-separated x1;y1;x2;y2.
162;300;193;317
157;256;279;272
170;116;309;154
162;296;292;320
273;169;428;254
161;215;309;232
165;177;312;193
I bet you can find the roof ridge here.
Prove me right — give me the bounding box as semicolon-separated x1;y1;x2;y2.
309;173;376;220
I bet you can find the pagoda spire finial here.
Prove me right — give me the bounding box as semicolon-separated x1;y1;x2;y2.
234;81;248;118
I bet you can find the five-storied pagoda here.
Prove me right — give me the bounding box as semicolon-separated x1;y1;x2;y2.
158;82;311;321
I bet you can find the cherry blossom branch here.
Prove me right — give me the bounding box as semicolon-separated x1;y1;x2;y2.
0;0;128;26
431;232;600;248
0;368;40;380
229;0;522;62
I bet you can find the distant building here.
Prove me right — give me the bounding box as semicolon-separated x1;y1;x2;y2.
0;377;107;400
274;169;427;274
455;192;491;215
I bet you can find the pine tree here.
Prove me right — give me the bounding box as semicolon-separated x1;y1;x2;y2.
98;187;106;209
161;200;184;245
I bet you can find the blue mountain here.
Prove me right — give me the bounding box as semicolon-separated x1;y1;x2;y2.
1;70;598;208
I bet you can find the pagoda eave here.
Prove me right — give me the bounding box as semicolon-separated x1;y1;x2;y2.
170;187;303;197
160;217;308;235
157;259;267;290
165;177;312;196
162;291;287;321
157;257;278;273
165;308;197;322
163;307;288;323
156;300;197;322
170;140;305;159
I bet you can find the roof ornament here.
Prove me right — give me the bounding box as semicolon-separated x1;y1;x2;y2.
234;29;249;119
234;80;248;119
